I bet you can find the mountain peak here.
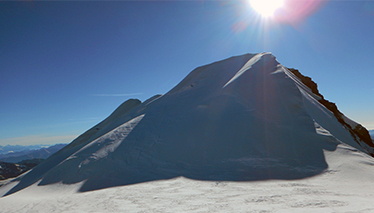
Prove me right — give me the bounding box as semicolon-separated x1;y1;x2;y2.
2;53;372;196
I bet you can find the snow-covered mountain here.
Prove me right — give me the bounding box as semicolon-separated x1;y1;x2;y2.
1;53;374;212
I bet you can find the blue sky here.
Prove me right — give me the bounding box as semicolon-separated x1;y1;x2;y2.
1;1;373;146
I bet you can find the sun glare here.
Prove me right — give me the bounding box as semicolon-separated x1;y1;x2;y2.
249;0;284;17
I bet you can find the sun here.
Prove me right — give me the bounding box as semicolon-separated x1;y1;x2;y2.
249;0;284;17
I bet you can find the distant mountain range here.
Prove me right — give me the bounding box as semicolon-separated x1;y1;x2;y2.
0;144;67;181
0;144;49;155
0;144;67;163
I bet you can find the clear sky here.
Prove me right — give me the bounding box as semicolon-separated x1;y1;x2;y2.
1;0;373;146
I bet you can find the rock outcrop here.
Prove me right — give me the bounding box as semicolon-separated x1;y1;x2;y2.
0;159;44;180
288;68;374;155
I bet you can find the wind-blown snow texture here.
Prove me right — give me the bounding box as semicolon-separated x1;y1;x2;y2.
2;53;373;197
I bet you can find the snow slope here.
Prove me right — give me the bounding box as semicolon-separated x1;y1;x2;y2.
1;143;374;213
1;53;374;212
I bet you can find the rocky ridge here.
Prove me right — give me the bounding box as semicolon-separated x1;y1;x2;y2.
288;68;374;155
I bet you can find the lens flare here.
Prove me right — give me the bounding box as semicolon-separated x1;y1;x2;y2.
275;0;328;25
249;0;284;17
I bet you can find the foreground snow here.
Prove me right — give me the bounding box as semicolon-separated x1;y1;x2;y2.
1;143;374;212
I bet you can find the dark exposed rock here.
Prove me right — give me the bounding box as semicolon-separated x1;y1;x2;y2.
0;159;44;180
288;68;374;154
0;161;23;180
17;159;44;169
353;124;373;147
288;68;322;97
